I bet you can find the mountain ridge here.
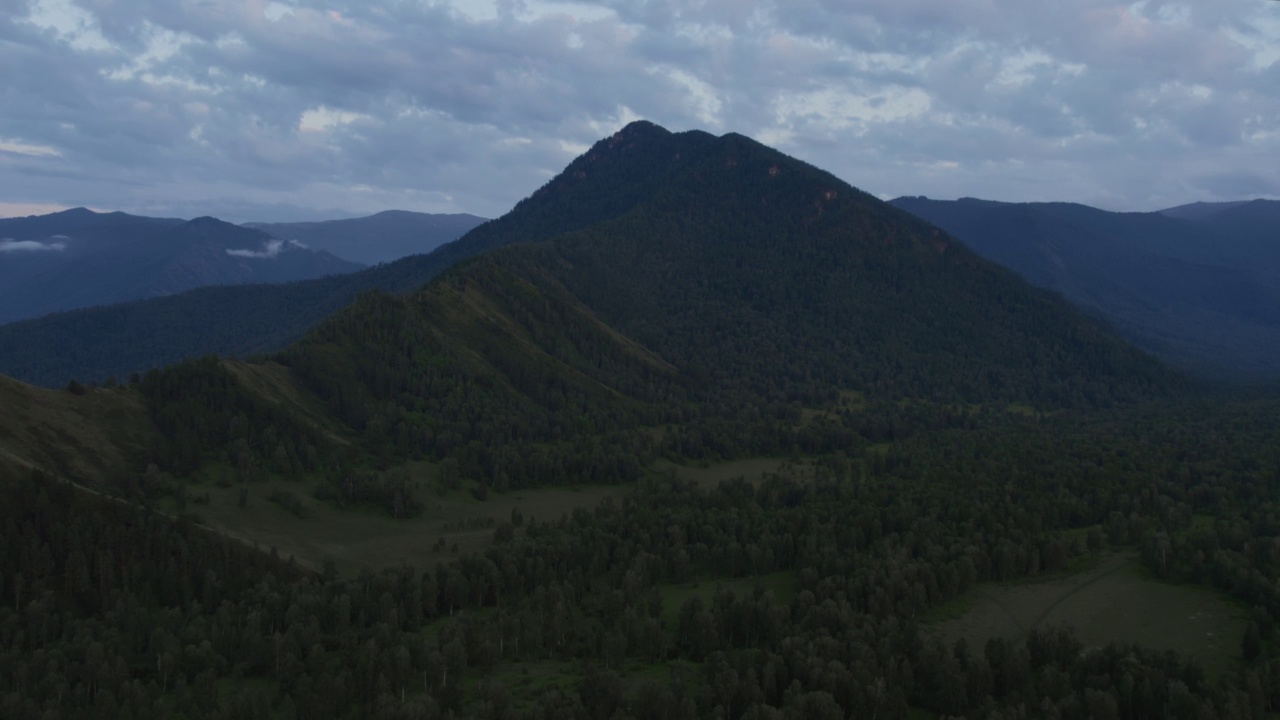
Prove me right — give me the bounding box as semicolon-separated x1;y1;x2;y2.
890;195;1280;379
243;210;487;265
0;212;363;325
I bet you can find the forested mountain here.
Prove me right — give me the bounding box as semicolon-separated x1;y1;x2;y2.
890;196;1280;380
0;210;362;324
148;121;1177;490
245;210;488;265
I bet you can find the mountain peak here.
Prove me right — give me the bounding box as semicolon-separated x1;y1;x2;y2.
614;119;670;138
179;215;254;237
54;207;98;218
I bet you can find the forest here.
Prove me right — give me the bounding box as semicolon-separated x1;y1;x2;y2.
5;398;1280;719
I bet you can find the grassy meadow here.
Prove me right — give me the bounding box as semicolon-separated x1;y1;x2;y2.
171;456;810;575
925;552;1248;677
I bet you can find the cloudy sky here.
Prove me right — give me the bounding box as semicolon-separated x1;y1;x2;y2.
1;0;1277;222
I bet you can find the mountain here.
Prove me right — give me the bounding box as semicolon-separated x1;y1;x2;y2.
244;210;487;265
258;122;1177;486
889;196;1280;380
0;208;184;321
0;210;363;324
0;121;1183;492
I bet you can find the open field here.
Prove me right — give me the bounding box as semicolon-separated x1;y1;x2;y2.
180;463;632;574
165;453;814;576
926;552;1247;677
173;456;814;575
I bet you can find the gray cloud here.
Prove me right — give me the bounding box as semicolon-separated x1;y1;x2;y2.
0;0;1277;222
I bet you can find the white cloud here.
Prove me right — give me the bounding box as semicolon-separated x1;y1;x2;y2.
299;106;373;133
0;239;67;252
0;140;61;157
226;238;286;258
20;0;113;51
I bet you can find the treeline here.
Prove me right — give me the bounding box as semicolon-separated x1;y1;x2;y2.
313;468;423;518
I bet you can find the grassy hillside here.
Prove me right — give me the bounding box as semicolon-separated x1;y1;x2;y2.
0;375;150;486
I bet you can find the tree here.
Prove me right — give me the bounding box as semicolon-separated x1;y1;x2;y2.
493;522;515;544
1244;622;1263;662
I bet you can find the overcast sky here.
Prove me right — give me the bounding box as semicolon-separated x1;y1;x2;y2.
1;0;1277;222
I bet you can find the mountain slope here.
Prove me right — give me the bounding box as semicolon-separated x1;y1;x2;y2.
1185;199;1280;274
0;375;150;484
0;212;363;324
890;196;1280;379
245;210;488;265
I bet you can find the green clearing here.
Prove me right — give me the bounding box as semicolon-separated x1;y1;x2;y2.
176;457;807;575
659;571;798;628
925;552;1248;677
176;462;632;574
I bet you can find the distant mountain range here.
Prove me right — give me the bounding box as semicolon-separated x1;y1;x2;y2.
0;209;362;325
244;210;486;265
890;197;1280;379
0;207;488;328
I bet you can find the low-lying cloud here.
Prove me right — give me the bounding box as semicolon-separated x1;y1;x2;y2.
225;238;305;258
0;239;67;253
